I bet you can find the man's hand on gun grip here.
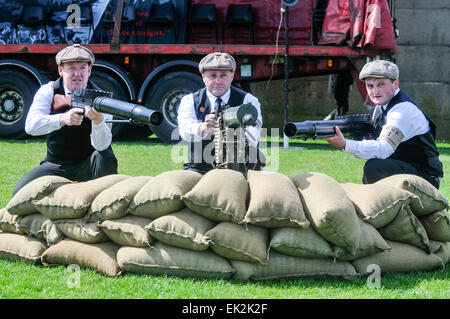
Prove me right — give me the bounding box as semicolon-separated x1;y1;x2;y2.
199;110;218;136
60;108;84;127
323;126;346;150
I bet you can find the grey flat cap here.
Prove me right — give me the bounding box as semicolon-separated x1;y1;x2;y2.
359;60;399;81
55;44;95;65
199;52;236;73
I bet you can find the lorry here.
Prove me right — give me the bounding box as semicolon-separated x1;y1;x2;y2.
0;0;397;143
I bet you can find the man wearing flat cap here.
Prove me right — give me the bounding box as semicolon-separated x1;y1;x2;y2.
177;52;264;174
323;59;443;189
13;44;118;195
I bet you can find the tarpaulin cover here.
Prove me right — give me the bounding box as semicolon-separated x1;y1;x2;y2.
319;0;397;52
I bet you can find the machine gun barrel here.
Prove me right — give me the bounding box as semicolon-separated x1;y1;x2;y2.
92;96;163;126
284;114;373;140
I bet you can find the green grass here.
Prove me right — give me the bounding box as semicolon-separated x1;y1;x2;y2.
0;137;449;299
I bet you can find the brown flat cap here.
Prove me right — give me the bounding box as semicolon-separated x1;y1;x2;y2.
359;60;399;81
199;52;236;73
55;44;95;65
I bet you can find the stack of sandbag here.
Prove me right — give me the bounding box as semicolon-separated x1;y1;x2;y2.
0;169;448;281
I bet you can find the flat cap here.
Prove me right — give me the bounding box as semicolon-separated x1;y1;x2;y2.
55;44;95;65
199;52;236;73
359;60;399;81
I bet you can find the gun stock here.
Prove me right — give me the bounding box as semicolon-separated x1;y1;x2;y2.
284;114;374;140
52;94;72;111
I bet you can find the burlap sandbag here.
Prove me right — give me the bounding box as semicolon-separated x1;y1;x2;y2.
0;207;25;234
117;242;235;279
429;240;450;264
41;239;122;277
0;232;47;264
378;205;430;252
53;219;109;243
270;227;338;259
291;172;360;253
98;216;153;247
419;210;450;242
375;174;449;216
34;174;130;220
245;170;309;228
340;182;420;229
128;170;201;218
145;208;215;251
351;240;444;275
6;175;72;215
205;222;269;264
335;218;391;261
231;251;357;281
182;169;248;223
16;213;65;246
87;176;152;221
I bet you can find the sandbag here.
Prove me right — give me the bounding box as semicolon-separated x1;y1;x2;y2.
145;208;215;251
429;240;450;264
269;226;337;259
87;176;151;221
292;172;360;253
0;232;47;264
375;174;449;216
231;251;357;281
128;170;201;218
0;207;25;234
98;215;153;247
53;219;109;244
378;205;430;252
245;170;309;228
419;210;450;242
340;182;420;228
352;240;444;275
16;213;65;246
6;175;72;216
335;218;391;261
205;222;269;264
42;239;122;277
117;242;235;279
34;174;130;220
182;169;248;223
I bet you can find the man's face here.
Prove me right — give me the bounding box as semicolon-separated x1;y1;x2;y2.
202;69;234;97
365;77;399;106
58;61;92;93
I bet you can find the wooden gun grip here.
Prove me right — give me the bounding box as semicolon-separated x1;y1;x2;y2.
52;94;72;111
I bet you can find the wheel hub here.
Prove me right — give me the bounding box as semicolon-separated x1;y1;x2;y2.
0;90;24;123
162;89;190;127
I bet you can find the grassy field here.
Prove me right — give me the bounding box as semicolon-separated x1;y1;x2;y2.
0;137;449;299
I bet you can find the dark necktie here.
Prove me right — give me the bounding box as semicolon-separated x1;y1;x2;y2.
215;97;223;114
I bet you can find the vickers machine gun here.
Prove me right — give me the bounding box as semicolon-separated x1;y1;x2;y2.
53;88;163;126
214;103;259;175
283;114;374;141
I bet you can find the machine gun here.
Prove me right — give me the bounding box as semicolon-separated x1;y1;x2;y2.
283;114;374;141
214;103;259;175
53;88;163;126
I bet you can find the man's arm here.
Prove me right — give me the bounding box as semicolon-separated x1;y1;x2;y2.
177;94;204;142
25;82;63;136
87;106;113;151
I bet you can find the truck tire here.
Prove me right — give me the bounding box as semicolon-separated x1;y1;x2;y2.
144;71;203;143
90;70;134;139
0;70;38;139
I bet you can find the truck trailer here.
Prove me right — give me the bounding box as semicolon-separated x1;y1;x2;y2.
0;0;397;142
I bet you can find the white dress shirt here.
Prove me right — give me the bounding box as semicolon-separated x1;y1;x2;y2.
177;88;263;147
344;89;430;159
25;81;113;151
